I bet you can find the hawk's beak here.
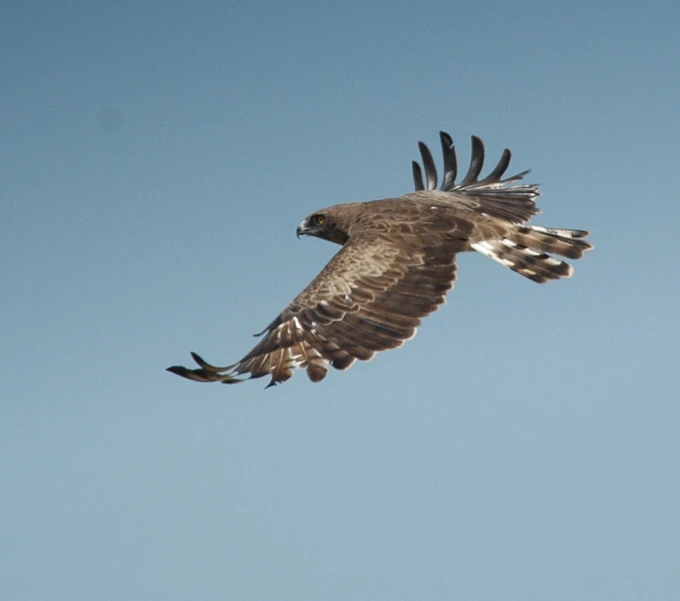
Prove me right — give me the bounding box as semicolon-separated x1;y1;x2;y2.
296;226;302;239
296;222;306;239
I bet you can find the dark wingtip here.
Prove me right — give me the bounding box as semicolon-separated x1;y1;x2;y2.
439;131;457;190
457;136;485;187
412;161;424;191
418;141;437;190
478;148;512;184
190;352;236;372
168;353;241;383
166;365;209;382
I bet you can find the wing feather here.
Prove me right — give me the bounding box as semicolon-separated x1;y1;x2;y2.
439;131;457;190
458;135;485;187
409;132;541;224
418;141;438;190
168;229;465;387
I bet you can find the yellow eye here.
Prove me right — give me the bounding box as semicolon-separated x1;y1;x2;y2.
312;214;326;226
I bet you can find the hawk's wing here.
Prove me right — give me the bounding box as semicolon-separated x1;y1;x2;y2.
410;132;541;224
167;229;468;387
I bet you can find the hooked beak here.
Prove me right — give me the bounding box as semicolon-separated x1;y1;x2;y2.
296;221;306;239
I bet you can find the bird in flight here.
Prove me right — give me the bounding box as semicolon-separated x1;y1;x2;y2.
168;131;592;388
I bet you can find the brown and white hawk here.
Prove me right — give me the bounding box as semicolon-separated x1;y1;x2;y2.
168;132;592;387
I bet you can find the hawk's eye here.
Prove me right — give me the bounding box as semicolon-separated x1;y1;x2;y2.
312;214;326;226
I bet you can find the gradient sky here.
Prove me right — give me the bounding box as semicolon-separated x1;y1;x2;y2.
3;1;680;599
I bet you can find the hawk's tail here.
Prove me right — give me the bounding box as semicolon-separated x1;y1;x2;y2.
471;225;592;283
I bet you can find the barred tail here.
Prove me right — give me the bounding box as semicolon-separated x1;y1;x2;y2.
471;225;592;283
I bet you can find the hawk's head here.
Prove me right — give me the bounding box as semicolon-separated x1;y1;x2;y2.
297;208;350;245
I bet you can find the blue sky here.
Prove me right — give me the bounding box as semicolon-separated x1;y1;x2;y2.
2;1;679;599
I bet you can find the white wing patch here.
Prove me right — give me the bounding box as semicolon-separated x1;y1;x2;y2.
472;240;516;268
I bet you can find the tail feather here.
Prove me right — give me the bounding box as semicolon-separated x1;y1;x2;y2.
472;225;592;283
515;226;592;259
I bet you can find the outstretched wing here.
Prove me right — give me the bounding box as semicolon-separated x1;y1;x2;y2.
167;230;468;387
410;132;541;223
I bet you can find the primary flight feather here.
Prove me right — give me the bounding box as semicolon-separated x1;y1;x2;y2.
168;131;592;387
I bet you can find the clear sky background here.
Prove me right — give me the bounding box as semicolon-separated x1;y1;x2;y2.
2;1;679;599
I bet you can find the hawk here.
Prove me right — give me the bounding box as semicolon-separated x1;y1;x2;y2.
168;132;592;387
